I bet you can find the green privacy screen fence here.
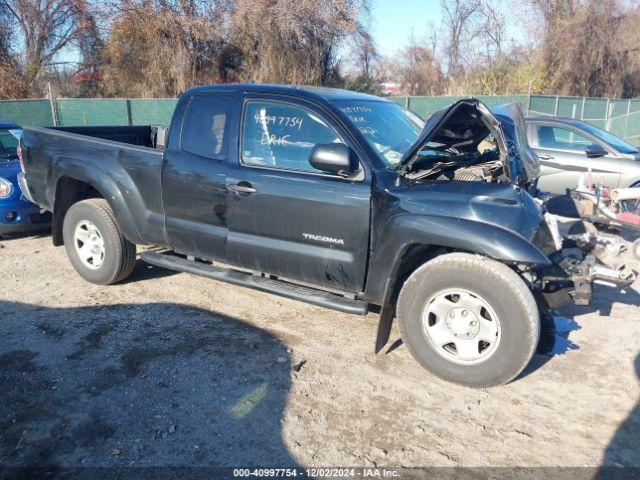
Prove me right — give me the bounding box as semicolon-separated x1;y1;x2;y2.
0;97;179;128
0;99;56;127
1;94;639;145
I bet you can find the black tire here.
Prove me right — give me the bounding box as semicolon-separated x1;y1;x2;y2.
62;199;136;285
397;253;540;388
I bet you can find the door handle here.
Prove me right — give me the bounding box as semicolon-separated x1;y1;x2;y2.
228;182;257;194
538;154;554;160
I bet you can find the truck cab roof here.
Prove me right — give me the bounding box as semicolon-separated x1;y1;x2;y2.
184;83;390;103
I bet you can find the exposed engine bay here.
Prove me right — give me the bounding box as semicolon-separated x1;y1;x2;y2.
450;157;502;182
400;100;511;183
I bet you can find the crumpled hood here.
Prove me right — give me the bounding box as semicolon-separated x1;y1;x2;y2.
491;103;541;185
400;99;540;186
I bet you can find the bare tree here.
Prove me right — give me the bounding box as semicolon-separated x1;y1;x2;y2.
0;3;29;98
73;0;103;95
529;0;640;97
392;37;442;95
230;0;370;85
76;0;102;70
528;0;579;28
1;0;81;90
103;0;233;96
353;29;378;79
475;0;505;60
440;0;482;76
104;0;372;96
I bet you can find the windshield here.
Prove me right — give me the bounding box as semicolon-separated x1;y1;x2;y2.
332;100;422;167
579;122;638;154
0;128;21;159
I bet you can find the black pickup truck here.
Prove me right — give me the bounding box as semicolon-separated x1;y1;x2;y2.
18;85;635;387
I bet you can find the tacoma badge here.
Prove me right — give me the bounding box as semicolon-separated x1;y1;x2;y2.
303;233;345;246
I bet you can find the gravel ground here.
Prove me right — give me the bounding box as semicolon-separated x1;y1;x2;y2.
0;231;639;473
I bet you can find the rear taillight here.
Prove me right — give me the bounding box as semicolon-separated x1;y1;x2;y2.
17;142;24;172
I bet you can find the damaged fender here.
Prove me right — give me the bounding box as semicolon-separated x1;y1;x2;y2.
367;214;552;352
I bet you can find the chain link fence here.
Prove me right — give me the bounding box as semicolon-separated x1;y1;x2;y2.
392;94;640;147
1;94;639;146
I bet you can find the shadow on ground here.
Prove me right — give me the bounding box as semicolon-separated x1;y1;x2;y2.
598;353;640;477
520;280;640;380
0;228;51;243
123;261;179;283
565;283;640;318
0;300;298;477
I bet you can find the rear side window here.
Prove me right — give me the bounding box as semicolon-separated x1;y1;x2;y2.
0;129;21;159
181;96;231;159
534;125;591;152
241;100;342;173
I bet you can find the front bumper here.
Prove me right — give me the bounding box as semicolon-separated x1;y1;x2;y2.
0;202;51;236
539;252;635;307
537;222;637;307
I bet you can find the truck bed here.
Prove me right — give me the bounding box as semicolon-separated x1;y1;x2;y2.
48;125;168;150
20;124;168;246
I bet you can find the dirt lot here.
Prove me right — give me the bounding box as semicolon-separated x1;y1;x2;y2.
1;231;639;473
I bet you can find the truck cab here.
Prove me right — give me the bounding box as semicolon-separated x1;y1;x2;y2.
161;88;374;293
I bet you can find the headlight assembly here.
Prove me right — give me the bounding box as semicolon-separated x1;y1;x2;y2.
0;178;13;199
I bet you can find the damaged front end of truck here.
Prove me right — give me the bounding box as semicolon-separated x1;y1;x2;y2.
397;99;637;311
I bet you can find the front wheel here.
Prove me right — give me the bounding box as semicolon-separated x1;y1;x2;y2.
62;199;137;285
397;253;540;388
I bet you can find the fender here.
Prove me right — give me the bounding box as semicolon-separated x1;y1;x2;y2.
366;214;551;352
50;157;145;245
366;214;551;303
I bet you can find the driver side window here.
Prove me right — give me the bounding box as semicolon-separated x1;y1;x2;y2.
534;125;592;152
241;100;343;173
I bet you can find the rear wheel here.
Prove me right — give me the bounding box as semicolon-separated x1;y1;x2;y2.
397;253;540;388
62;199;136;285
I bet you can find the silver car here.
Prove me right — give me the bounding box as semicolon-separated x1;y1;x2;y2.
526;117;640;195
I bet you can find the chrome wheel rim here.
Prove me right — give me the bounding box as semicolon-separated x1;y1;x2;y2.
422;288;501;365
74;220;105;270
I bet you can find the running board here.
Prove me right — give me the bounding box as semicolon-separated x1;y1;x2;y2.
139;251;368;315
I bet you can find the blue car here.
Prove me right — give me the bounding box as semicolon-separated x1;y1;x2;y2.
0;122;51;237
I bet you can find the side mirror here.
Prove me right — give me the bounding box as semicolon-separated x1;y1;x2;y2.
585;144;607;159
309;143;359;177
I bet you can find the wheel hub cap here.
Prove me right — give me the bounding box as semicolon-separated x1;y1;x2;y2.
74;220;105;270
422;289;501;365
445;308;480;338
